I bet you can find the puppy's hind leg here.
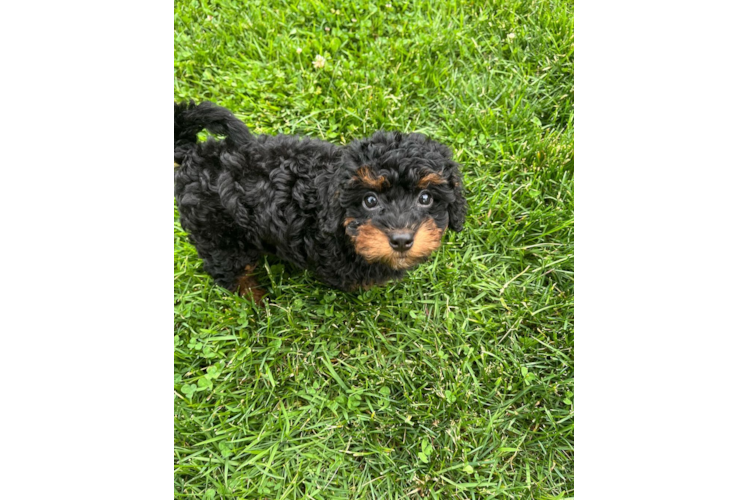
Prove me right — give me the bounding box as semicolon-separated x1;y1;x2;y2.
201;250;265;303
235;263;266;304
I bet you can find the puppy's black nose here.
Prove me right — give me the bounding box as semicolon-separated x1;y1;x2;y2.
389;231;414;252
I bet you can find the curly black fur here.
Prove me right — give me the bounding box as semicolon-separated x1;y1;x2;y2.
174;100;467;297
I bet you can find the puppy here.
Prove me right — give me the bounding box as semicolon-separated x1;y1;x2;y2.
174;101;467;301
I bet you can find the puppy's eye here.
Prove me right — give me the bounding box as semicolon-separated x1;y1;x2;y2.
363;194;379;209
417;192;433;206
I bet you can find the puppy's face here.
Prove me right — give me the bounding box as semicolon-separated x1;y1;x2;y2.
339;132;467;271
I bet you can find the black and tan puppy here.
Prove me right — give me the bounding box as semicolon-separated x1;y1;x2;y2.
174;101;467;301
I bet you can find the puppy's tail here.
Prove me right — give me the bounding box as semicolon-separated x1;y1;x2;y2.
174;100;251;161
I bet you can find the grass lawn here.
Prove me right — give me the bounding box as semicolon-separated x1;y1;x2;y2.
174;0;574;498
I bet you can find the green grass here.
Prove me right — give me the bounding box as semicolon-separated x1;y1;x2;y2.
174;0;574;498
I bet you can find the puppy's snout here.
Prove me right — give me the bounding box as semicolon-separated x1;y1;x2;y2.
389;231;414;252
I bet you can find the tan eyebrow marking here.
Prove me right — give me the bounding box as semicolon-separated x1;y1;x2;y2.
417;172;447;188
355;166;389;190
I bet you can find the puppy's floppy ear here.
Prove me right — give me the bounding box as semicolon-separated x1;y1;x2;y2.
316;167;347;235
427;139;467;232
447;167;467;232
